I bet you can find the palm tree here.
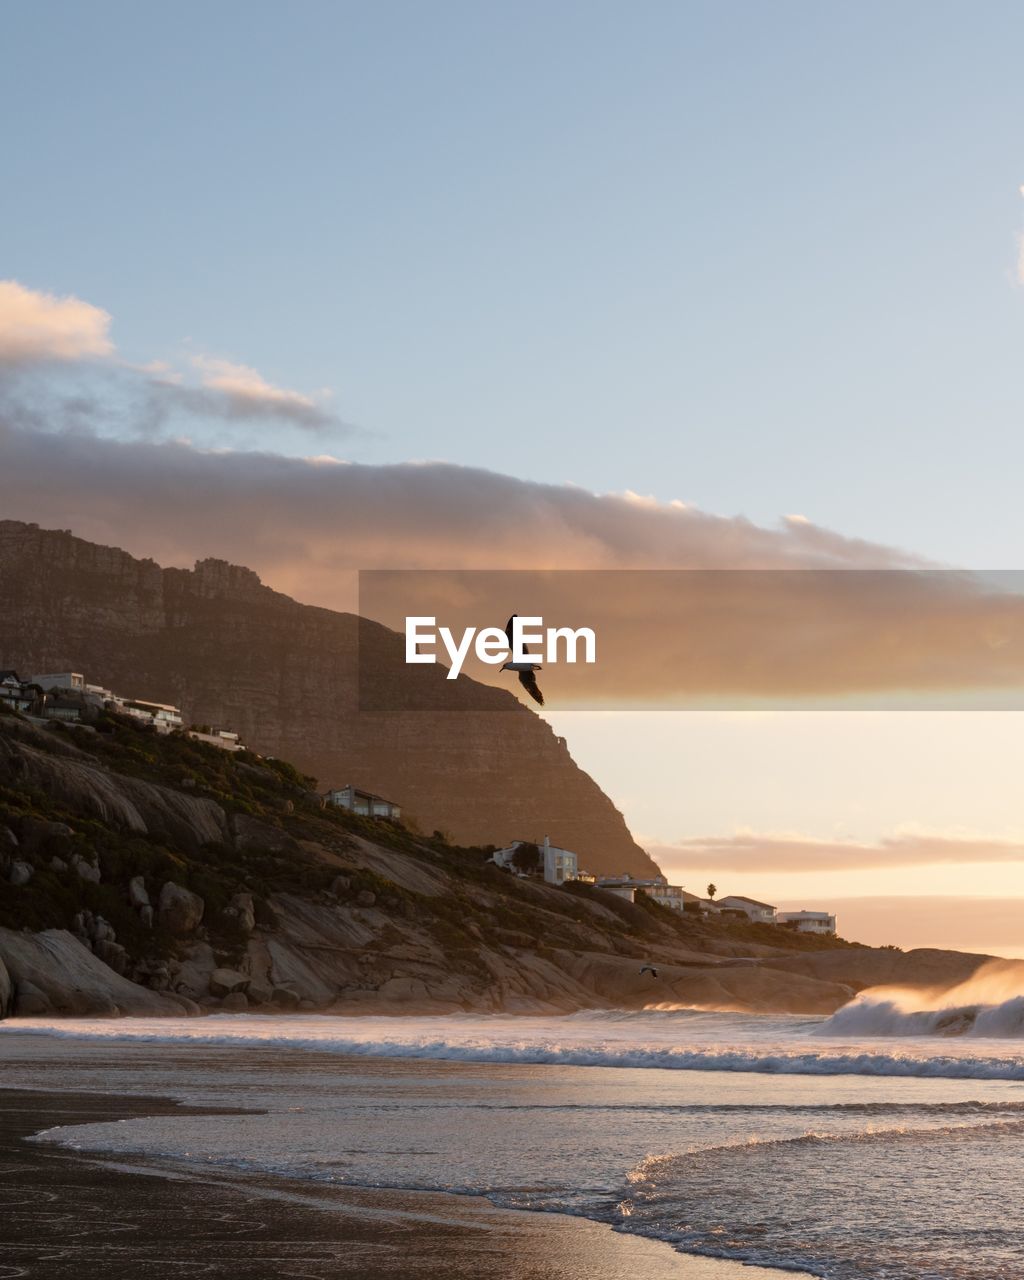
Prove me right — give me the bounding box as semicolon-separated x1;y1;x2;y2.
706;883;717;902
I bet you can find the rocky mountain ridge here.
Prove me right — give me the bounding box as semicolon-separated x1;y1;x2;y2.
0;519;656;877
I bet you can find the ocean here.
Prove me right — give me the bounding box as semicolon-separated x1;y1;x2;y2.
3;988;1024;1279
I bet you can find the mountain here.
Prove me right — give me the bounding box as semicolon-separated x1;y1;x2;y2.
0;520;658;877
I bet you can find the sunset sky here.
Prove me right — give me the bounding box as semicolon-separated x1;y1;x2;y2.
5;1;1024;954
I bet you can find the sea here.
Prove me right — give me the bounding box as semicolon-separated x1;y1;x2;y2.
3;972;1024;1280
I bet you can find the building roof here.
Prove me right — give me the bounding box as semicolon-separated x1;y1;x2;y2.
330;784;399;805
720;894;777;910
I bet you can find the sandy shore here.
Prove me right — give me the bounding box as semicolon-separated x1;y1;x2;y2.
0;1086;810;1279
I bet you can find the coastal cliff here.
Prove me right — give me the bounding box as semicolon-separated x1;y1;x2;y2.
0;520;655;878
0;709;988;1019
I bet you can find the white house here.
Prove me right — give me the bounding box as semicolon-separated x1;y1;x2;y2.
326;785;402;821
0;671;35;712
717;895;777;924
122;698;184;733
492;837;578;885
30;671;85;692
188;726;244;752
595;873;661;904
541;837;578;884
777;910;837;935
644;878;690;912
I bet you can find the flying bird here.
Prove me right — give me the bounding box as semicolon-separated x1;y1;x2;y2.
639;964;659;978
501;614;544;706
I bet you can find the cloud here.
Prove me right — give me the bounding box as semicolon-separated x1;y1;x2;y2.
0;279;346;434
647;828;1024;874
186;356;336;430
0;280;113;363
0;416;916;606
5;410;1024;708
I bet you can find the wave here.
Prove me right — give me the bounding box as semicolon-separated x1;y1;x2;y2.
7;1019;1024;1080
820;960;1024;1039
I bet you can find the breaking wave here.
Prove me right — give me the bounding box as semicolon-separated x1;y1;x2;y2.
7;1015;1024;1080
820;960;1024;1039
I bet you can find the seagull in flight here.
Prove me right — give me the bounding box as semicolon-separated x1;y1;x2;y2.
501;614;544;706
639;964;659;978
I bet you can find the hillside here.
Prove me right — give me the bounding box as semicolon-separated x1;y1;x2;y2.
0;519;655;878
0;708;988;1019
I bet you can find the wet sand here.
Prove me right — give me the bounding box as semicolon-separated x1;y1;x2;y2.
0;1087;805;1279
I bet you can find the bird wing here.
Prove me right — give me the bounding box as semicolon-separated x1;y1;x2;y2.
504;615;516;648
518;668;544;705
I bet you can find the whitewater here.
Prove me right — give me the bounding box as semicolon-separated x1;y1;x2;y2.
3;998;1024;1279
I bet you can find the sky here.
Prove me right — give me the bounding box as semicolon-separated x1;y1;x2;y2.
5;0;1024;953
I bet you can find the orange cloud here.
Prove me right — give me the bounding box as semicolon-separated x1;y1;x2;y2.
647;829;1024;873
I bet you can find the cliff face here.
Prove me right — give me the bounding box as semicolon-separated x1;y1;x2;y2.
0;521;657;877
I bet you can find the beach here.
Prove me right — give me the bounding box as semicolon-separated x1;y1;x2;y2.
0;1082;796;1280
2;1009;1023;1279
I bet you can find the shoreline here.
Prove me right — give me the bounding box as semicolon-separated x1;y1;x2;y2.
0;1086;811;1279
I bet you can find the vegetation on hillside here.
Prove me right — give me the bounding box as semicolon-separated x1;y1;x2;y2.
0;706;855;995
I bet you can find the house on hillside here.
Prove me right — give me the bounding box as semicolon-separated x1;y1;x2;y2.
777;909;837;935
122;699;183;733
326;784;401;821
188;726;244;752
491;837;579;885
42;696;83;723
716;895;777;924
30;671;85;692
0;671;35;712
595;873;660;904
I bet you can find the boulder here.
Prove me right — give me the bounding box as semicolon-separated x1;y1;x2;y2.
49;855;67;872
128;875;150;908
209;967;249;997
8;860;33;886
13;980;52;1016
246;980;274;1006
158;881;204;934
0;928;188;1017
138;904;154;930
94;939;128;975
355;889;376;908
220;991;249;1012
72;854;101;884
92;916;116;943
224;891;256;933
330;875;352;896
271;985;300;1009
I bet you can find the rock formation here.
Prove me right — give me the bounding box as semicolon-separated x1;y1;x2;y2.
0;520;656;877
0;708;992;1020
0;929;193;1017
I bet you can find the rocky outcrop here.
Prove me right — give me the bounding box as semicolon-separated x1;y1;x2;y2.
0;719;228;851
208;968;249;997
158;882;205;935
0;520;656;877
0;955;11;1018
759;946;987;993
0;928;192;1017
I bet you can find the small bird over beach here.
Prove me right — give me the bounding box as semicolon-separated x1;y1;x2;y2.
639;964;659;978
501;615;544;705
